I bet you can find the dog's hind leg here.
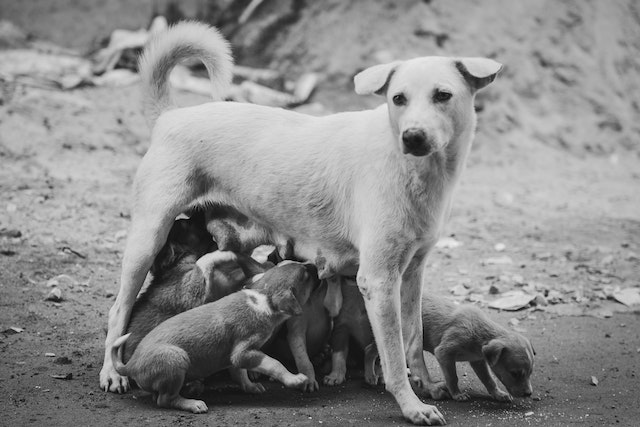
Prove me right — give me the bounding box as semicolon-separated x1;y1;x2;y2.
358;242;445;426
100;158;197;393
401;248;449;400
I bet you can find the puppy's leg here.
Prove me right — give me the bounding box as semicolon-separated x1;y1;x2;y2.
231;348;307;389
469;360;512;402
229;367;265;394
433;343;465;401
100;160;196;393
286;318;318;392
358;244;445;426
323;321;349;386
363;342;382;386
401;250;448;400
157;393;208;414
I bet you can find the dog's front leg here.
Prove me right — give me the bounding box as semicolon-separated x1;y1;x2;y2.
469;360;512;402
358;248;445;425
286;318;318;392
401;250;449;400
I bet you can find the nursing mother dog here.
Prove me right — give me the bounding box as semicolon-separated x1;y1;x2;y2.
100;22;502;425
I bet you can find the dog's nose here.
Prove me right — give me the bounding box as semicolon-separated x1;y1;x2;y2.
402;128;430;156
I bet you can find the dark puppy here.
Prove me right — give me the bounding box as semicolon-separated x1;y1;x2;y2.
123;212;267;363
111;262;317;413
323;277;379;386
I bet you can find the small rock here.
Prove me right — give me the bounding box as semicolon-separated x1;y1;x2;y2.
54;356;72;365
489;285;501;295
114;230;127;241
46;287;63;302
46;274;76;287
488;291;536;311
533;294;548;306
482;256;513;266
612;288;640;307
0;228;22;238
450;284;470;296
590;376;598;386
600;255;614;265
533;396;541;401
435;237;462;249
524;411;534;417
50;373;73;380
45;352;56;357
3;326;24;335
508;318;520;327
494;243;506;252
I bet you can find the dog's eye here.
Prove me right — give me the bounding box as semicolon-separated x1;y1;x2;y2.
392;94;407;106
433;90;452;103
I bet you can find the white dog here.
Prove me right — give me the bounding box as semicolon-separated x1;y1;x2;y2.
100;22;502;425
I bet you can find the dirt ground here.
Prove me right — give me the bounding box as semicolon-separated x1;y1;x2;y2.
1;1;640;426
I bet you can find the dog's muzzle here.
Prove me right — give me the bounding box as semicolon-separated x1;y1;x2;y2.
402;128;433;157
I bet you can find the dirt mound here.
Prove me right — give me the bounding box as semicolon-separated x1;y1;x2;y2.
2;0;640;155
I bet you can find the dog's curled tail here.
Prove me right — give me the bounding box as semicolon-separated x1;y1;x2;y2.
111;333;132;376
138;21;233;125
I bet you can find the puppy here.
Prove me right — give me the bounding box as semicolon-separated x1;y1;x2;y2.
421;295;534;402
323;277;379;387
261;269;340;392
365;294;535;402
102;21;503;425
111;262;316;413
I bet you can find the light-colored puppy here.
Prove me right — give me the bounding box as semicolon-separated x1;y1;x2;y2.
100;22;502;425
111;262;316;413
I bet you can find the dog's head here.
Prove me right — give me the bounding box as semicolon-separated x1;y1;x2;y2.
482;334;535;398
354;56;503;157
249;261;320;317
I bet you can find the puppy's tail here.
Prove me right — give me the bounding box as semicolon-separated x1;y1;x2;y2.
111;333;132;376
138;21;234;125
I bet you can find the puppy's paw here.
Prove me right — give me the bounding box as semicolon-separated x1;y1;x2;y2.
186;399;208;414
302;377;319;392
452;391;470;402
284;373;309;389
364;370;384;386
323;371;346;386
425;381;450;401
242;382;266;394
401;401;446;426
247;370;262;382
99;366;130;394
491;389;513;403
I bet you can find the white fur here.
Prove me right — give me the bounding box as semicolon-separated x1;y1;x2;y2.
101;22;502;426
243;289;272;315
195;251;238;288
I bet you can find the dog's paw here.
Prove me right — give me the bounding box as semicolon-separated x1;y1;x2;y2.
491;389;513;403
99;366;129;394
302;377;320;392
323;371;346;386
284;373;309;389
247;370;262;381
422;381;449;401
242;382;266;394
452;391;470;402
401;401;446;426
186;399;208;414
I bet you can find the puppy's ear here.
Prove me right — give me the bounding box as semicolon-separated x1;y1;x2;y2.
272;289;303;316
354;61;402;95
455;57;503;91
482;339;505;367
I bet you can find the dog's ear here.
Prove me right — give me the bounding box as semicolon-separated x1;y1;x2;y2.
455;58;503;91
354;61;402;95
271;289;303;316
482;339;505;366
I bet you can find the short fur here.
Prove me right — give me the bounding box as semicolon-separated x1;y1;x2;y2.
360;294;535;401
101;21;503;426
111;262;316;413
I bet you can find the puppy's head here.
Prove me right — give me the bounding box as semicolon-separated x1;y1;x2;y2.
354;56;503;157
152;210;216;274
250;261;320;316
482;334;535;398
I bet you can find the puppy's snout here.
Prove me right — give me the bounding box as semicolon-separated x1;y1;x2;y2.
303;263;320;287
401;128;431;156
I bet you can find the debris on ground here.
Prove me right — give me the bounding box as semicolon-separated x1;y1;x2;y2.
0;17;320;109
